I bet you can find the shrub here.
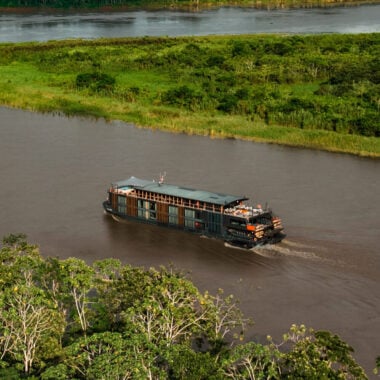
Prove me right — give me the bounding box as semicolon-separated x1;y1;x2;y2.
76;72;115;92
352;112;380;137
207;55;226;67
162;85;204;110
217;94;238;113
231;40;252;57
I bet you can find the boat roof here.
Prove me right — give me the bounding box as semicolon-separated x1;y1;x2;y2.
112;176;247;206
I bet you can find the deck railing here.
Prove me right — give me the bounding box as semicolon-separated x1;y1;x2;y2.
112;187;223;213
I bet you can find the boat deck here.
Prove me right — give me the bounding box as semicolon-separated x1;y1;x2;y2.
224;204;265;219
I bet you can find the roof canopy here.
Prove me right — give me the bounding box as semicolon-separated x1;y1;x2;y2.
113;176;246;206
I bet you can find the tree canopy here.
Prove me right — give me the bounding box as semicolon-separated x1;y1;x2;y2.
0;234;372;378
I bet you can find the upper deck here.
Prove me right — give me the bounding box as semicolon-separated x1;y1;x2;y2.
224;204;266;219
111;176;247;208
109;176;269;219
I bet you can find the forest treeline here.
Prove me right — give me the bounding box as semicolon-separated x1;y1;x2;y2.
0;33;379;156
0;233;376;379
1;0;379;9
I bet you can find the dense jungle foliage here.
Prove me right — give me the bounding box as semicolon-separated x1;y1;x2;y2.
0;234;373;378
0;33;379;156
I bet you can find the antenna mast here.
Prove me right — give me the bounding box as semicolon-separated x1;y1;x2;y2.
159;172;166;185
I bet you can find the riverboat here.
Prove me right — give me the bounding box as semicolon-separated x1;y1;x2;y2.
103;176;285;248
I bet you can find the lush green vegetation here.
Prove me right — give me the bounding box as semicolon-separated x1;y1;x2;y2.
0;233;372;378
0;34;379;157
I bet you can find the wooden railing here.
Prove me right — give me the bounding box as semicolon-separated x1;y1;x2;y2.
111;188;223;213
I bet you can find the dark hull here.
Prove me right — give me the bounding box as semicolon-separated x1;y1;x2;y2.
224;231;286;249
103;201;285;248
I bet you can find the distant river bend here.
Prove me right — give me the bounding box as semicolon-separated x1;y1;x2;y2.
0;4;380;42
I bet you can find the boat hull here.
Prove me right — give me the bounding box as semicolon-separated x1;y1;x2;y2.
103;200;285;248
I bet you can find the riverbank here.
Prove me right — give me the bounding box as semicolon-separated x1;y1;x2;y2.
0;34;379;158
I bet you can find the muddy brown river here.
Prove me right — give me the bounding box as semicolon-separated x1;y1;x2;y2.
0;106;379;375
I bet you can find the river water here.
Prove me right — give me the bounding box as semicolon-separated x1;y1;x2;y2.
0;107;379;375
1;4;380;375
1;4;380;42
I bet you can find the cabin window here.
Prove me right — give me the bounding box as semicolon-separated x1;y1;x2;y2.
118;195;126;205
208;212;222;234
118;205;126;214
184;208;195;229
229;218;246;228
137;199;146;219
117;196;127;215
137;199;157;220
149;202;157;220
168;205;178;225
256;217;271;225
195;210;202;219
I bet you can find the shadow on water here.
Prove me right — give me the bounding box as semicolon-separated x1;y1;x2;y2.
102;213;282;273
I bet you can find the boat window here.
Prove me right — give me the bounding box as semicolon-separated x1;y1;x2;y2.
149;201;156;220
195;210;202;219
136;199;157;220
117;196;127;215
169;205;178;225
256;217;271;225
117;195;127;205
208;212;222;234
229;218;246;228
137;199;145;218
184;208;195;229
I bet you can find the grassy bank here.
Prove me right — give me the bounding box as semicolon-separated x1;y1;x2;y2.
0;35;379;157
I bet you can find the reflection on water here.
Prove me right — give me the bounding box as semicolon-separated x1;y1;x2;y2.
0;5;379;42
0;107;379;374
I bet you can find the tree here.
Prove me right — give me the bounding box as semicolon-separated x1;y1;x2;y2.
0;280;64;374
374;356;380;376
122;267;208;346
280;324;367;379
221;341;281;379
57;258;94;334
42;331;163;380
163;343;223;380
0;235;370;378
0;234;64;375
201;289;252;354
93;264;153;331
92;258;122;331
